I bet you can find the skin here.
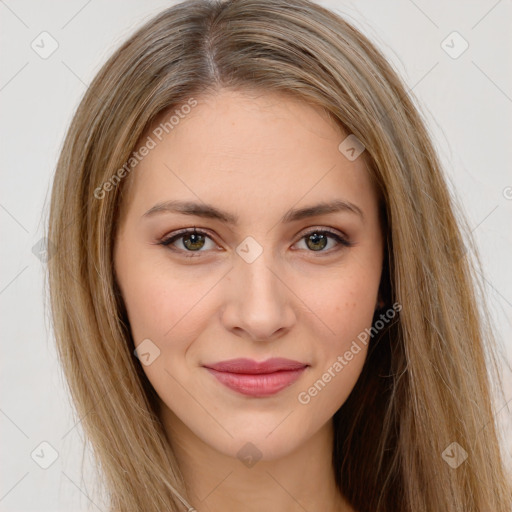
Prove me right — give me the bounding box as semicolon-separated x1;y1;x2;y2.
114;88;384;512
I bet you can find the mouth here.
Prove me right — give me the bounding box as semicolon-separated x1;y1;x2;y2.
202;358;309;397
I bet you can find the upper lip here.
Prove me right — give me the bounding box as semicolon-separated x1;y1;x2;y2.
203;358;308;374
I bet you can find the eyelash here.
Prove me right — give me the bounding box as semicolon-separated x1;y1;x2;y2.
157;227;353;257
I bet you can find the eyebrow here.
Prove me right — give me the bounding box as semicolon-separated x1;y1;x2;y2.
142;199;364;224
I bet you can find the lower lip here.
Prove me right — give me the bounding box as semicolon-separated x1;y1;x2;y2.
205;367;307;397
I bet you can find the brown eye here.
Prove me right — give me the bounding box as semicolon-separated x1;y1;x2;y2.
180;232;206;251
305;232;329;251
159;228;216;255
295;229;352;253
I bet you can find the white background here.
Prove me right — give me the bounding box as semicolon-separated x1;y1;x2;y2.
1;0;511;510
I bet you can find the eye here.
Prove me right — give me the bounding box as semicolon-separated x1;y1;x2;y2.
157;226;353;258
294;228;353;253
158;227;217;256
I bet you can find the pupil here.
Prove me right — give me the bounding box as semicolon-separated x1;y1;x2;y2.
307;233;327;251
184;233;205;251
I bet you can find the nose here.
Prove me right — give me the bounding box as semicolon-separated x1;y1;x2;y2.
220;246;297;343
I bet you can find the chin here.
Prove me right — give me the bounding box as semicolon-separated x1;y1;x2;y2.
202;418;312;463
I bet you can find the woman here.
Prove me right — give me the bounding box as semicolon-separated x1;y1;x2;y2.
46;0;512;510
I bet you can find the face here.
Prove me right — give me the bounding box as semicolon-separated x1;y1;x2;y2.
114;88;384;462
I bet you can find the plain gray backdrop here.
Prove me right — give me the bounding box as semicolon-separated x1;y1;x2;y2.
1;0;511;510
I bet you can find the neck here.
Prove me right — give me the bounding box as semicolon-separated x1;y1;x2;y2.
160;405;354;512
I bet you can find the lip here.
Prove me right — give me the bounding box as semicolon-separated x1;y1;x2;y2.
203;358;308;397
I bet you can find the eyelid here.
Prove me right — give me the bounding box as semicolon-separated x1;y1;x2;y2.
299;226;350;240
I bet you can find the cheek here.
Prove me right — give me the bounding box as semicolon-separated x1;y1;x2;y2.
302;265;380;354
292;257;380;411
294;345;367;435
116;264;211;397
116;249;215;345
292;275;377;422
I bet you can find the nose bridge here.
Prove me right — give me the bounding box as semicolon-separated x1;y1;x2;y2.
237;239;283;310
240;242;276;295
222;236;295;340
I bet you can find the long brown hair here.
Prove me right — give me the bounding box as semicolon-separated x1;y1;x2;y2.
46;0;512;510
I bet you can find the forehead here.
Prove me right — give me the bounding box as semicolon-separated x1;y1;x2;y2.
118;89;378;224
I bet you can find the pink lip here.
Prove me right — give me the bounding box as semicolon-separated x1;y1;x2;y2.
203;358;308;397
